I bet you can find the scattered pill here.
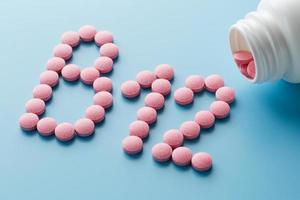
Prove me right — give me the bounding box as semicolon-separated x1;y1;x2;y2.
85;105;105;123
121;80;141;98
247;60;256;79
129;120;150;139
54;122;75;142
191;152;212;172
144;92;165;110
79;25;97;42
163;129;184;149
151;79;171;96
172;147;193;166
74;118;95;137
32;84;52;101
205;74;225;92
137;106;157;125
99;43;119;59
93;91;113;109
179;121;200;140
122;135;143;155
216;86;235;104
210;101;230;119
93;77;113;92
25;98;45;115
136;70;156;88
185;75;205;93
80;67;100;85
61;31;80;47
61;64;81;81
194;110;215;128
53;43;72;60
233;50;253;65
94;56;113;74
155;64;174;81
152;143;173;162
19;113;39;131
37;117;57;136
46;57;65;73
174;87;194;105
94;31;114;46
39;70;59;87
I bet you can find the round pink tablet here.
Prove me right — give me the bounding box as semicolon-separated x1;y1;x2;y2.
185;75;205;93
37;117;57;136
74;118;95;137
144;92;165;110
78;25;97;42
137;106;157;125
179;121;201;140
25;98;45;115
93;91;113;109
174;87;194;105
247;60;256;79
80;67;100;85
54;122;75;142
163;129;184;149
210;101;230;119
19;113;39;131
155;64;174;80
53;44;72;60
151;79;171;96
93;77;113;92
121;80;141;98
46;57;65;73
32;84;52;101
152;143;173;162
61;31;80;47
233;50;253;65
122;135;143;155
61;64;81;81
85;105;105;123
216;86;235;104
94;31;114;46
39;70;59;87
94;56;113;73
172;147;193;166
99;43;119;59
129;120;150;139
194;111;215;128
205;74;225;92
191;152;212;172
136;70;156;88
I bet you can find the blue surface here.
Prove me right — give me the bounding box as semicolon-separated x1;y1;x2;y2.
1;0;300;199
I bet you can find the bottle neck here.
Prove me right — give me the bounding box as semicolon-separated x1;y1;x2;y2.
229;11;291;83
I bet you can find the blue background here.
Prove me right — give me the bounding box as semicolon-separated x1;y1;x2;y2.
1;0;300;199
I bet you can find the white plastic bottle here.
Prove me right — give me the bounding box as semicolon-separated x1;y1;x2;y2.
229;0;300;83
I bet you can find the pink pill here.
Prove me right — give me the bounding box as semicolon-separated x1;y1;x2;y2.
94;31;114;46
99;43;119;59
32;84;52;101
94;56;113;74
185;75;205;93
155;64;174;81
191;152;212;172
247;60;256;79
163;129;184;149
205;74;225;92
61;31;80;47
46;57;65;73
172;147;193;166
93;91;113;109
54;122;75;142
151;79;171;96
53;44;72;60
239;65;250;78
25;98;45;115
174;87;194;105
216;86;235;104
122;135;143;155
78;25;97;42
74;118;95;137
93;77;113;93
129;120;150;139
137;106;157;125
80;67;100;85
37;117;57;136
144;92;165;110
194;110;215;128
210;101;230;119
152;143;173;162
180;121;201;140
61;64;81;81
85;105;105;123
233;50;253;65
39;70;59;87
136;70;156;88
121;80;141;98
19;113;39;131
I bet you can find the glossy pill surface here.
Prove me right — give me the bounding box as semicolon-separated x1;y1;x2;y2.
37;117;57;136
152;143;173;162
85;105;105;123
94;31;113;46
99;43;119;59
93;77;113;93
210;101;230;119
137;106;157;125
194;111;215;128
61;64;81;81
19;113;39;131
129;120;150;139
93;91;113;109
136;70;156;88
205;74;224;92
216;86;235;104
79;25;97;42
151;79;171;96
163;129;184;149
55;122;75;142
121;80;141;98
53;44;72;60
61;31;80;47
122;136;143;155
40;70;59;87
179;121;201;140
155;64;174;80
46;57;65;73
185;75;205;93
32;84;52;101
174;87;194;105
25;98;45;115
74;118;95;137
172;147;193;166
144;92;165;110
80;67;100;85
94;56;113;74
191;152;212;172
